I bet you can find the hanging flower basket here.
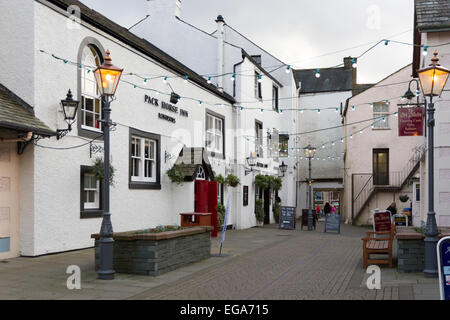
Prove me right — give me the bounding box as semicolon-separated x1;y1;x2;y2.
166;165;185;185
399;195;409;203
91;157;115;186
224;174;240;187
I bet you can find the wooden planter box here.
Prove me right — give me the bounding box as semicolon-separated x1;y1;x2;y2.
396;226;450;273
91;226;212;276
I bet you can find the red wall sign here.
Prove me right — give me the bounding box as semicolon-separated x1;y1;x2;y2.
398;107;424;136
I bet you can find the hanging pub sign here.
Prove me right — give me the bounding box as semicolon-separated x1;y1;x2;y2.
398;107;424;136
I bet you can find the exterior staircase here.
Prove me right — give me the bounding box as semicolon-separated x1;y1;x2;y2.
351;144;427;225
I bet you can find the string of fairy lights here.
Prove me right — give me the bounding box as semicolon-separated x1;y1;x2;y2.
37;34;444;162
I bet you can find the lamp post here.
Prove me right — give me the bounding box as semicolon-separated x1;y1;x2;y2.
93;50;123;280
417;51;450;278
303;144;316;231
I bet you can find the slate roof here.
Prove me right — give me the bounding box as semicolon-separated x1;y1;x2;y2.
293;67;353;94
416;0;450;32
45;0;235;104
0;84;56;136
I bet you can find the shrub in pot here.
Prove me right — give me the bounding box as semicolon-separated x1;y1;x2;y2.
255;199;264;223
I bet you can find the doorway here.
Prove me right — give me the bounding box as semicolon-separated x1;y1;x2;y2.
373;149;389;185
0;143;20;260
264;188;270;224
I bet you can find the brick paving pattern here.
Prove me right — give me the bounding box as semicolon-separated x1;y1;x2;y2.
0;222;441;300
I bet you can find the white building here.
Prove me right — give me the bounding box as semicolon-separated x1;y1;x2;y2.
0;0;298;259
413;0;450;228
131;0;299;225
293;57;373;216
342;64;424;226
0;0;245;259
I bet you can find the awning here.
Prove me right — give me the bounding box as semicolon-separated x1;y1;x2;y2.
0;84;56;137
174;147;214;181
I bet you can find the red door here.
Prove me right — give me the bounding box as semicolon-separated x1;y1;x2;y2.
194;180;218;237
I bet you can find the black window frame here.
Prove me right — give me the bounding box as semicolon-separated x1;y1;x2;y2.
255;120;263;158
272;85;279;112
128;127;162;190
80;165;103;219
255;71;262;100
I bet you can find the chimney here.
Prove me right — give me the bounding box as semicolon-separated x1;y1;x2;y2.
216;15;225;92
343;56;357;93
147;0;182;20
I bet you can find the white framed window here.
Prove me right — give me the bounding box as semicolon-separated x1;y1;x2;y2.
83;173;100;209
373;102;389;129
206;113;223;154
131;136;156;183
81;46;102;131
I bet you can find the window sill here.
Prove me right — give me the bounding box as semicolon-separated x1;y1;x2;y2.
372;128;391;130
80;210;103;219
129;182;161;190
78;126;104;140
206;151;225;159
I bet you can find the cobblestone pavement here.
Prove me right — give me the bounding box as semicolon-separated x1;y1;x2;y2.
0;222;440;300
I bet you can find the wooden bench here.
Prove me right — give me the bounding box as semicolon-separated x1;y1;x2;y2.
362;225;395;268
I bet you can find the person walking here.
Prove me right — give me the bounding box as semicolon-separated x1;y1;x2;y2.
386;202;397;215
324;202;332;215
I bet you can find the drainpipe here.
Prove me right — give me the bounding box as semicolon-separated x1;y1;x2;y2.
216;15;225;92
232;57;245;229
0;131;33;143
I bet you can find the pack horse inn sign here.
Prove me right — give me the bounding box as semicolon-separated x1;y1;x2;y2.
144;94;189;124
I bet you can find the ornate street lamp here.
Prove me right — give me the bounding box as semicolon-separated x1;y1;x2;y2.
417;51;449;278
57;89;79;140
279;161;288;177
245;153;257;175
93;50;123;280
303;144;316;231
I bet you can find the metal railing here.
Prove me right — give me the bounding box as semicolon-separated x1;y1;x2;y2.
352;144;427;221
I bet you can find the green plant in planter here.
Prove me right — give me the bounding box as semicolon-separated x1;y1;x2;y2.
214;173;224;184
91;157;115;186
217;203;225;229
399;195;409;203
224;174;240;187
271;177;282;191
255;174;270;190
166;165;185;185
255;199;264;223
273;200;281;223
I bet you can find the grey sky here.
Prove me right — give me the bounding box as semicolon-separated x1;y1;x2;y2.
79;0;415;84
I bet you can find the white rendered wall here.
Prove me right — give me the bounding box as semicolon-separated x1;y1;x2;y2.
343;65;423;225
25;2;235;256
420;31;450;227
